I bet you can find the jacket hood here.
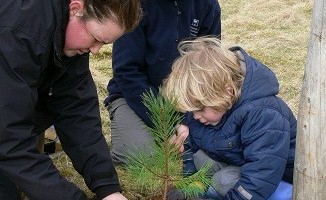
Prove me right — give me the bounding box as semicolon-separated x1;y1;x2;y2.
230;47;279;110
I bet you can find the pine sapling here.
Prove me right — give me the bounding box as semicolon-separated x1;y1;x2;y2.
124;90;211;199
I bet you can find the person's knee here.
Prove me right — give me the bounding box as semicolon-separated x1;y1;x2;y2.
111;141;128;155
109;98;154;156
193;150;226;175
211;166;241;197
111;140;154;165
113;139;153;155
110;149;127;165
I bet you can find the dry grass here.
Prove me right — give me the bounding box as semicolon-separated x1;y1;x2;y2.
221;0;312;114
89;45;113;143
53;0;313;199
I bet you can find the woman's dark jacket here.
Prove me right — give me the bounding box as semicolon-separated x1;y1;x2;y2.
0;0;120;199
105;0;221;126
184;47;297;200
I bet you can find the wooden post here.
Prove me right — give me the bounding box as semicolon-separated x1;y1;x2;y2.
293;0;326;199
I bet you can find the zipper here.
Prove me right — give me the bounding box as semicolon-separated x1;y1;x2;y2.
174;1;181;43
48;80;53;96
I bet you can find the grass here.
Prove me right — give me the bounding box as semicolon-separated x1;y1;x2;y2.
53;0;313;199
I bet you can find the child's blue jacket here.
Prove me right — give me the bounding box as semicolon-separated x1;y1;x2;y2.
105;0;221;126
184;47;297;200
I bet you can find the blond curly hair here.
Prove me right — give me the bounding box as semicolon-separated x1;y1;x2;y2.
163;36;244;113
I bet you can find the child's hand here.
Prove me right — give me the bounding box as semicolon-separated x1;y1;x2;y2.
170;124;189;153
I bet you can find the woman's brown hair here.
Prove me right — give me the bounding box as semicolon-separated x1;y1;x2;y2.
83;0;142;32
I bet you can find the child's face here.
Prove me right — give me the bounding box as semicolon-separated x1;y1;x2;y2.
193;107;226;126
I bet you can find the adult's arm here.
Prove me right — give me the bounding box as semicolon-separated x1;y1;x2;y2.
47;55;121;200
0;29;87;200
111;21;155;126
197;0;222;37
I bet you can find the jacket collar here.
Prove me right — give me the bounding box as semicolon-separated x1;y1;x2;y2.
53;0;70;68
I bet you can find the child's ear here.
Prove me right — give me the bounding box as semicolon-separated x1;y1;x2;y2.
69;0;84;17
226;86;234;95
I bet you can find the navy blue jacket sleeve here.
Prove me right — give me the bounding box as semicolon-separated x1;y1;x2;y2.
197;0;221;37
224;107;291;200
110;22;155;126
182;113;201;176
182;136;198;176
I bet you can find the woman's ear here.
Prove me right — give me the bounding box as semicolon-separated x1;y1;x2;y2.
69;0;85;17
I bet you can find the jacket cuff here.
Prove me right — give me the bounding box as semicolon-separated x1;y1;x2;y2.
180;112;191;125
95;184;122;200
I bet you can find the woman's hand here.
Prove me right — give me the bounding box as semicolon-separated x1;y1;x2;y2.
102;192;128;200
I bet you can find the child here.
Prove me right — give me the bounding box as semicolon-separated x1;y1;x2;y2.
163;36;296;200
